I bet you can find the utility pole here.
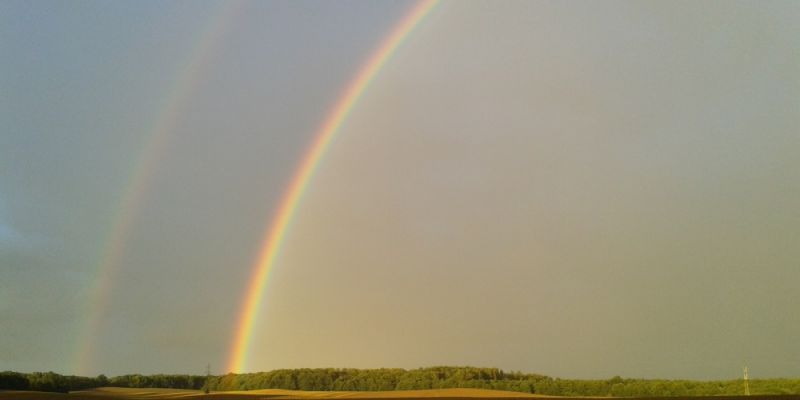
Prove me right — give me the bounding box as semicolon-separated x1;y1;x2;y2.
743;366;750;396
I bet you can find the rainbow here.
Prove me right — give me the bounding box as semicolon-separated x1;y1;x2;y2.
227;0;440;373
74;2;244;375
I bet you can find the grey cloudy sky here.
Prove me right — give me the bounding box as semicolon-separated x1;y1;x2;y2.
1;0;798;380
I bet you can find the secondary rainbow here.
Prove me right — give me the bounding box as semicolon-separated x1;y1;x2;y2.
227;0;439;373
74;2;244;375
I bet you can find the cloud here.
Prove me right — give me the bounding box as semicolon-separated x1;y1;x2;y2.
0;220;48;251
0;195;37;249
0;222;23;244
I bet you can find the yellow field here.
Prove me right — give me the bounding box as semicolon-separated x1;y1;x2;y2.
1;387;546;400
0;391;67;400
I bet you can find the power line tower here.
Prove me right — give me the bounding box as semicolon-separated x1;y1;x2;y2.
205;364;211;394
743;366;750;396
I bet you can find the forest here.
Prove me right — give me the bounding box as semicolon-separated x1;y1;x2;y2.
2;367;799;396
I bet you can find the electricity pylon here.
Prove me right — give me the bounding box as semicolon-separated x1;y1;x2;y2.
205;364;211;394
743;366;750;396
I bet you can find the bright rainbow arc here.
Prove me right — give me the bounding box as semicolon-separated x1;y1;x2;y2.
227;0;439;373
74;2;244;375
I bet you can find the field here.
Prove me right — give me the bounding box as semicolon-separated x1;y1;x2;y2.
1;388;539;400
0;388;795;400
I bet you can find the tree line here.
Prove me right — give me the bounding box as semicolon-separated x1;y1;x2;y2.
3;367;799;396
0;371;205;393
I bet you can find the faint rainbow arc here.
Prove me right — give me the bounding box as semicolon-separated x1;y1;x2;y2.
227;0;439;373
74;2;244;375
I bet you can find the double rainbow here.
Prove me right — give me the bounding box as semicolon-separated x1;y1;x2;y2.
75;0;438;375
226;0;439;373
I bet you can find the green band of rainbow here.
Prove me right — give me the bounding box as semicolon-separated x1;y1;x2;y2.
227;0;439;373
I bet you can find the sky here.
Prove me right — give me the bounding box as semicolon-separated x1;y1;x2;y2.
1;0;799;380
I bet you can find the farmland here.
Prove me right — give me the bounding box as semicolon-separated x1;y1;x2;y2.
1;387;797;400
